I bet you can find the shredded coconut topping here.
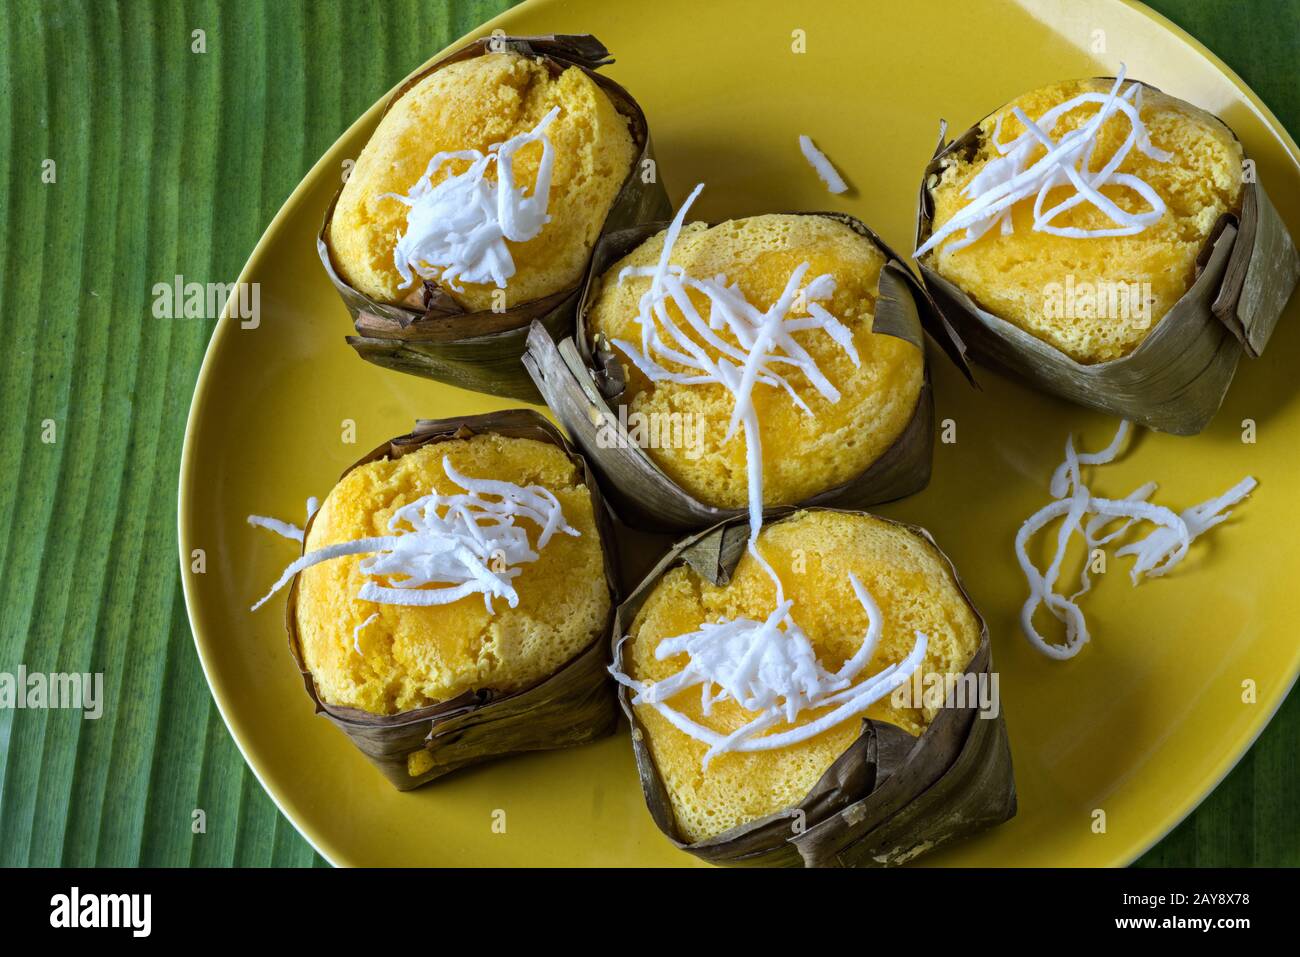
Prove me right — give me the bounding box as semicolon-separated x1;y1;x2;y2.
388;106;560;292
611;573;927;767
611;183;860;542
916;64;1173;258
798;135;849;194
250;456;578;616
1017;420;1256;659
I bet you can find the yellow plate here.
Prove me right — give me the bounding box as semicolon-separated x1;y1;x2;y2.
179;0;1300;866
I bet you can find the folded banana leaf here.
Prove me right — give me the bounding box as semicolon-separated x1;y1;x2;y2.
319;34;673;403
915;79;1300;435
523;213;974;531
283;409;620;790
612;508;1016;867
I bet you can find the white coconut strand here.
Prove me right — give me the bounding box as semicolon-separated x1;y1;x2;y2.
951;79;1144;239
609;571;928;768
915;64;1173;258
1017;493;1189;659
1017;420;1256;659
352;612;379;655
247;514;305;543
977;74;1167;244
388;106;559;292
439;457;577;548
250;535;402;612
1050;418;1132;496
247;495;323;543
720;634;927;757
1011;98;1166;238
1019;423;1187;658
250;456;576;616
798;135;849;194
1116;476;1257;580
1072;481;1158;600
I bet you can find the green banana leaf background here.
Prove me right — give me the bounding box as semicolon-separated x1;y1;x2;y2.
0;0;1295;866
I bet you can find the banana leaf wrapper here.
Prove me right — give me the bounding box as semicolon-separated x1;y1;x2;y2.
612;508;1016;867
915;80;1300;435
319;34;673;403
283;409;621;790
523;213;974;532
